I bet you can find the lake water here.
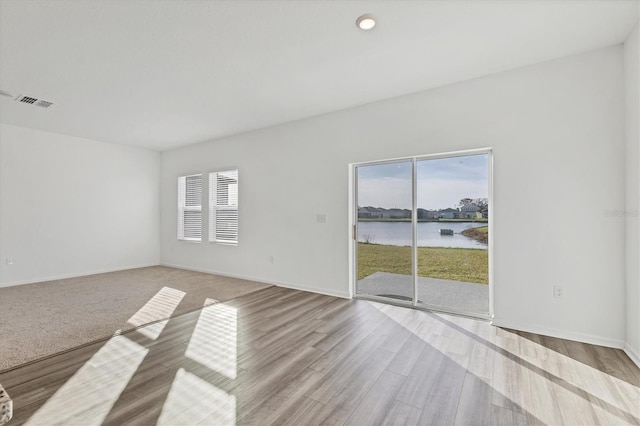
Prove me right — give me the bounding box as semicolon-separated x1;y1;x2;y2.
358;221;487;249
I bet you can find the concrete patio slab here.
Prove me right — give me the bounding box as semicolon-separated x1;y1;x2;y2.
357;271;489;315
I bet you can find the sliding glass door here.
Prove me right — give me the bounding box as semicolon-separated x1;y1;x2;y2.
354;150;491;318
415;154;490;316
355;161;414;302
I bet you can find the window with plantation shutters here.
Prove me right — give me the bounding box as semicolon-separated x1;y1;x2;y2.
177;174;202;241
209;170;238;245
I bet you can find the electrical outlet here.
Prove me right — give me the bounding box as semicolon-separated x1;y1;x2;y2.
269;256;275;264
0;384;13;426
553;286;564;299
5;258;13;266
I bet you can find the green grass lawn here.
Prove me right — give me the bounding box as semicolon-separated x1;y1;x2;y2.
357;243;488;284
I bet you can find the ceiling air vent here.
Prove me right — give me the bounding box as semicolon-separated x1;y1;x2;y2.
34;100;53;108
15;95;54;108
18;96;38;104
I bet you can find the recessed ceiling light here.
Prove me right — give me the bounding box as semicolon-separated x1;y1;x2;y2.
356;14;376;31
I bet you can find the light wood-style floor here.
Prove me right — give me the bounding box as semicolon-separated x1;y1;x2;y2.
1;286;639;425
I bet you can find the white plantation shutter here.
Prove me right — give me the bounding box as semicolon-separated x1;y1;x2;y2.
209;170;238;245
177;174;202;241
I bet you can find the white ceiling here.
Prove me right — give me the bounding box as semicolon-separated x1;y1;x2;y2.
0;0;638;151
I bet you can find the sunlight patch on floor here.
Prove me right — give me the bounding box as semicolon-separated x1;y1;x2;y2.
186;300;238;380
157;367;236;425
123;286;186;340
25;335;148;426
499;332;640;422
368;301;639;425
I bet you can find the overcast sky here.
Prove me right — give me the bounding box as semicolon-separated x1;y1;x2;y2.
357;154;488;210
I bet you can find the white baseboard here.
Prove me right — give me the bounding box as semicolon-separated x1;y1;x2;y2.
624;344;640;369
270;279;351;300
161;262;351;300
491;318;625;350
0;263;160;288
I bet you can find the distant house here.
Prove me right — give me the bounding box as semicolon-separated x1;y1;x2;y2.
418;209;438;219
459;203;480;219
360;207;430;219
460;203;479;213
438;208;458;219
383;208;411;219
358;207;382;219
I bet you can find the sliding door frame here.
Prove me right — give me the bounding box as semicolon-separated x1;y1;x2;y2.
350;147;494;320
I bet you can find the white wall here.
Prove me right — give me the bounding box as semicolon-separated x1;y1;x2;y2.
161;46;627;347
0;124;160;286
625;23;640;365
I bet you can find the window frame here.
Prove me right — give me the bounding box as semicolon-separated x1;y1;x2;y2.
209;169;239;246
177;173;203;242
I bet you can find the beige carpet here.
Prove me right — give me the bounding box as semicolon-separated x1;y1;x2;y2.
0;266;272;371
